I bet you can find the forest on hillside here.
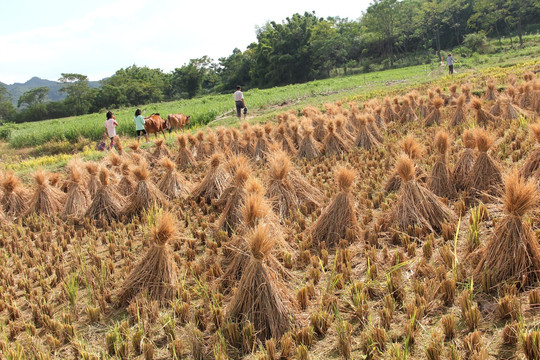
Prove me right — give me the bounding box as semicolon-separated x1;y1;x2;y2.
0;0;539;125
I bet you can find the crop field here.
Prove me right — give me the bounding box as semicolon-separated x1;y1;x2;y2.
1;55;540;359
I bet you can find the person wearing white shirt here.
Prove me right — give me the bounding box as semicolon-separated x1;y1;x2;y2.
234;86;247;120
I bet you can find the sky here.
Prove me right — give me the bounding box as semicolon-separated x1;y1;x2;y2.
0;0;371;84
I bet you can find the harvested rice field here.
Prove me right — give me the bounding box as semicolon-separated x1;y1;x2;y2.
1;61;540;360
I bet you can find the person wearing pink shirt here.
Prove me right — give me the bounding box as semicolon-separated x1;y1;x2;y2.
104;111;119;150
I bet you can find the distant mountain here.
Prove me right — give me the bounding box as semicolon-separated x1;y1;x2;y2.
1;77;101;106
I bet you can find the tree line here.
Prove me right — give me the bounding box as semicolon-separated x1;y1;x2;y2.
1;0;539;125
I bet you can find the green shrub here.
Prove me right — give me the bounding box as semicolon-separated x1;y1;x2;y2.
464;32;489;54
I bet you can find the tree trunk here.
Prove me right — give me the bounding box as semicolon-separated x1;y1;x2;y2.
518;16;523;46
435;27;441;58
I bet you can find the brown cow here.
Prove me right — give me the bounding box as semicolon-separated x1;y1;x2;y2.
166;113;191;134
144;113;167;139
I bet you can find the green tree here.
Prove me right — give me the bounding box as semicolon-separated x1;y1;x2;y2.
0;85;16;123
362;0;398;66
252;12;320;87
17;86;49;108
171;57;213;99
59;73;93;115
310;19;348;77
218;48;253;91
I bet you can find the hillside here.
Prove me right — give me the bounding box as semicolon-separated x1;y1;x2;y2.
1;76;101;105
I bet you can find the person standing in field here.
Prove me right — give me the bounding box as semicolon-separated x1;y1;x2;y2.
134;108;148;142
234;86;247;120
104;111;118;150
447;54;455;75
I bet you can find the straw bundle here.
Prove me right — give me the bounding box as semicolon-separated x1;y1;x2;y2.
194;131;208;161
335;115;355;145
226;224;295;341
152;139;172;161
25;170;65;217
452;130;477;191
471;98;498;127
157;157;191;199
267;151;323;219
85;162;100;198
62;165;90;219
297;121;321;160
424;97;444;127
215;163;250;235
355;115;381;150
85;168;124;223
1;172;28;218
484;80;498;101
464;129;502;197
521;123;540;179
253;126;271;161
399;98;418;123
191;154;229;203
384;136;425;193
501;96;528;121
418;98;428;118
382;97;398;123
274;125;297;155
367;115;384;142
374;107;387;130
461;84;472;103
175;134;197;169
117;162;135;197
117;211;178;306
386;156;456;234
124;163;167;217
474;170;540;288
490;98;503;117
322;121;349;157
428;131;457;199
313;115;328;142
450;95;467;127
310;167;359;247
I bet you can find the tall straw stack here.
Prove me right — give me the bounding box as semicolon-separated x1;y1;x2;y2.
25;170;65;217
191;153;229;203
424;97;444;127
310;167;359;247
464;129;502;197
1;171;28;218
85;168;124;223
176;134;197;169
386;156;456;234
521;123;540;179
124;162;167;217
62;165;90;219
267;151;323;219
399;98;418;123
428;131;457;199
354;115;381;150
226;224;295;341
117;211;178;305
297;121;321;160
215;163;250;235
322;121;349;157
452;130;477;191
450;95;467;127
157;157;191;199
475;170;540;289
471;98;498;127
